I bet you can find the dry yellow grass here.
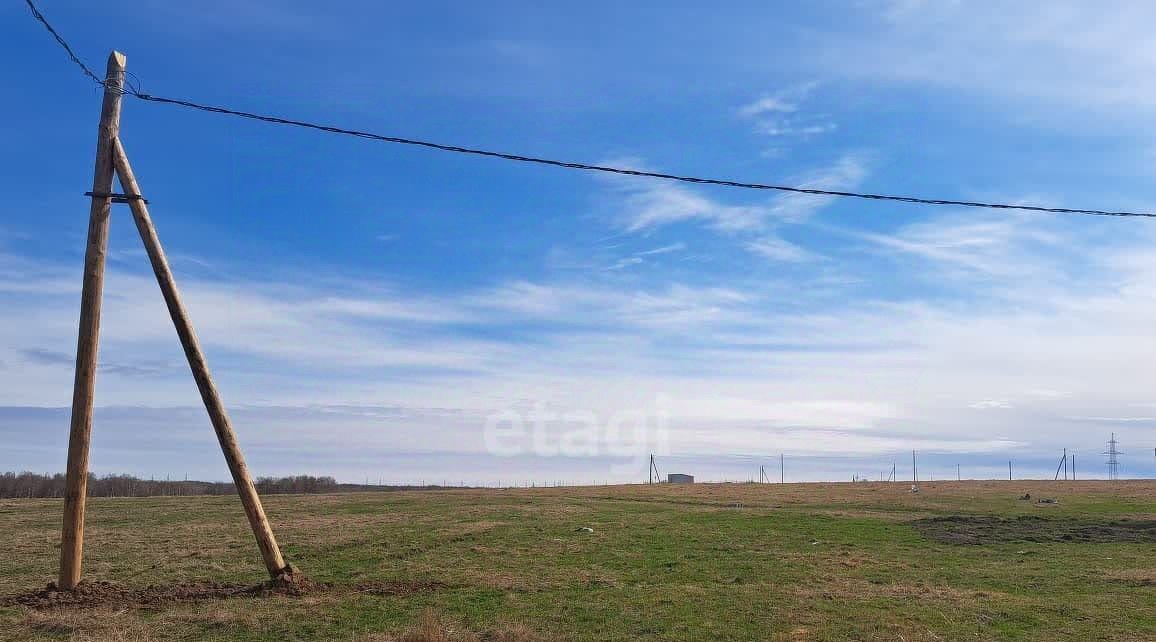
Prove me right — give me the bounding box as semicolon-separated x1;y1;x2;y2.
356;609;543;642
19;608;159;642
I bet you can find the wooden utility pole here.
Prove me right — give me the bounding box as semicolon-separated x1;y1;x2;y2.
1054;449;1068;481
57;50;290;589
111;138;289;579
59;51;126;591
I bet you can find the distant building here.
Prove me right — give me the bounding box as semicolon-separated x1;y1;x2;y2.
667;473;694;484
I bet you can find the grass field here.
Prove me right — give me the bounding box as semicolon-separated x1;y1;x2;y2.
1;481;1155;641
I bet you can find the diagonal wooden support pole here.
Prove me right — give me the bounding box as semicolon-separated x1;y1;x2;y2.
59;51;127;591
111;137;290;580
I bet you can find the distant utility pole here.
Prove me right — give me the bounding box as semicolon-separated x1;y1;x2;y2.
758;465;768;484
1009;460;1013;481
780;453;785;484
1071;454;1076;480
956;463;960;481
912;450;917;484
649;454;661;484
1054;449;1069;481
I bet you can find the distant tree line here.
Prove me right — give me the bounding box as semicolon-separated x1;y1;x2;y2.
0;472;341;498
254;475;339;494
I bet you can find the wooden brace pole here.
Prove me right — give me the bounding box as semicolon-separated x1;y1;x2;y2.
59;51;127;591
111;137;290;579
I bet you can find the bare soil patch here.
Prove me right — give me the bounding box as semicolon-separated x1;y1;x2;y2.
913;515;1156;545
1;575;450;611
0;577;317;610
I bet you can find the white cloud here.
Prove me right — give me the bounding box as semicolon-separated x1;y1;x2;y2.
969;400;1012;410
615;179;770;232
765;155;869;222
609;154;868;232
841;208;1076;284
739;82;836;142
756;122;837;137
5;205;1156;479
604;256;643;271
1066;416;1156;423
738;96;799;118
828;1;1156;122
637;242;686;256
738;82;818;117
598;242;688;271
745;237;817;263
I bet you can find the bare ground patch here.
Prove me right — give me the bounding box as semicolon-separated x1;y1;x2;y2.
353;579;453;596
1;576;453;611
913;515;1156;545
1104;568;1156;586
0;576;320;610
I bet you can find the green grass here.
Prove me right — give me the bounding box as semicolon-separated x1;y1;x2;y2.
1;480;1154;641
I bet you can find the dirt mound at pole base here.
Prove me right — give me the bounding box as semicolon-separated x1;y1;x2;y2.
0;576;318;610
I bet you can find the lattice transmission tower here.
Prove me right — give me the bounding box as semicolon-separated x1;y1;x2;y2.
1104;433;1121;481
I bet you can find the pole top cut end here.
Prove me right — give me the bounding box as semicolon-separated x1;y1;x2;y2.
108;51;126;69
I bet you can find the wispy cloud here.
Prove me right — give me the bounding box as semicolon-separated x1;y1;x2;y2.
738;82;817;118
599;242;689;271
765;155;869;223
607;154;868;232
826;1;1156;124
637;242;686;256
739;82;836;142
604;256;643;271
738;96;799;118
5;216;1156;479
745;237;818;263
840;208;1091;297
613;178;771;233
755;122;837;137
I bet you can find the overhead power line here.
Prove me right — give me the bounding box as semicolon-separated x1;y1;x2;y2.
24;0;1156;220
24;0;105;86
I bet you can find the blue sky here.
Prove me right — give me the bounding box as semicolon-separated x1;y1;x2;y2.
3;0;1156;483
